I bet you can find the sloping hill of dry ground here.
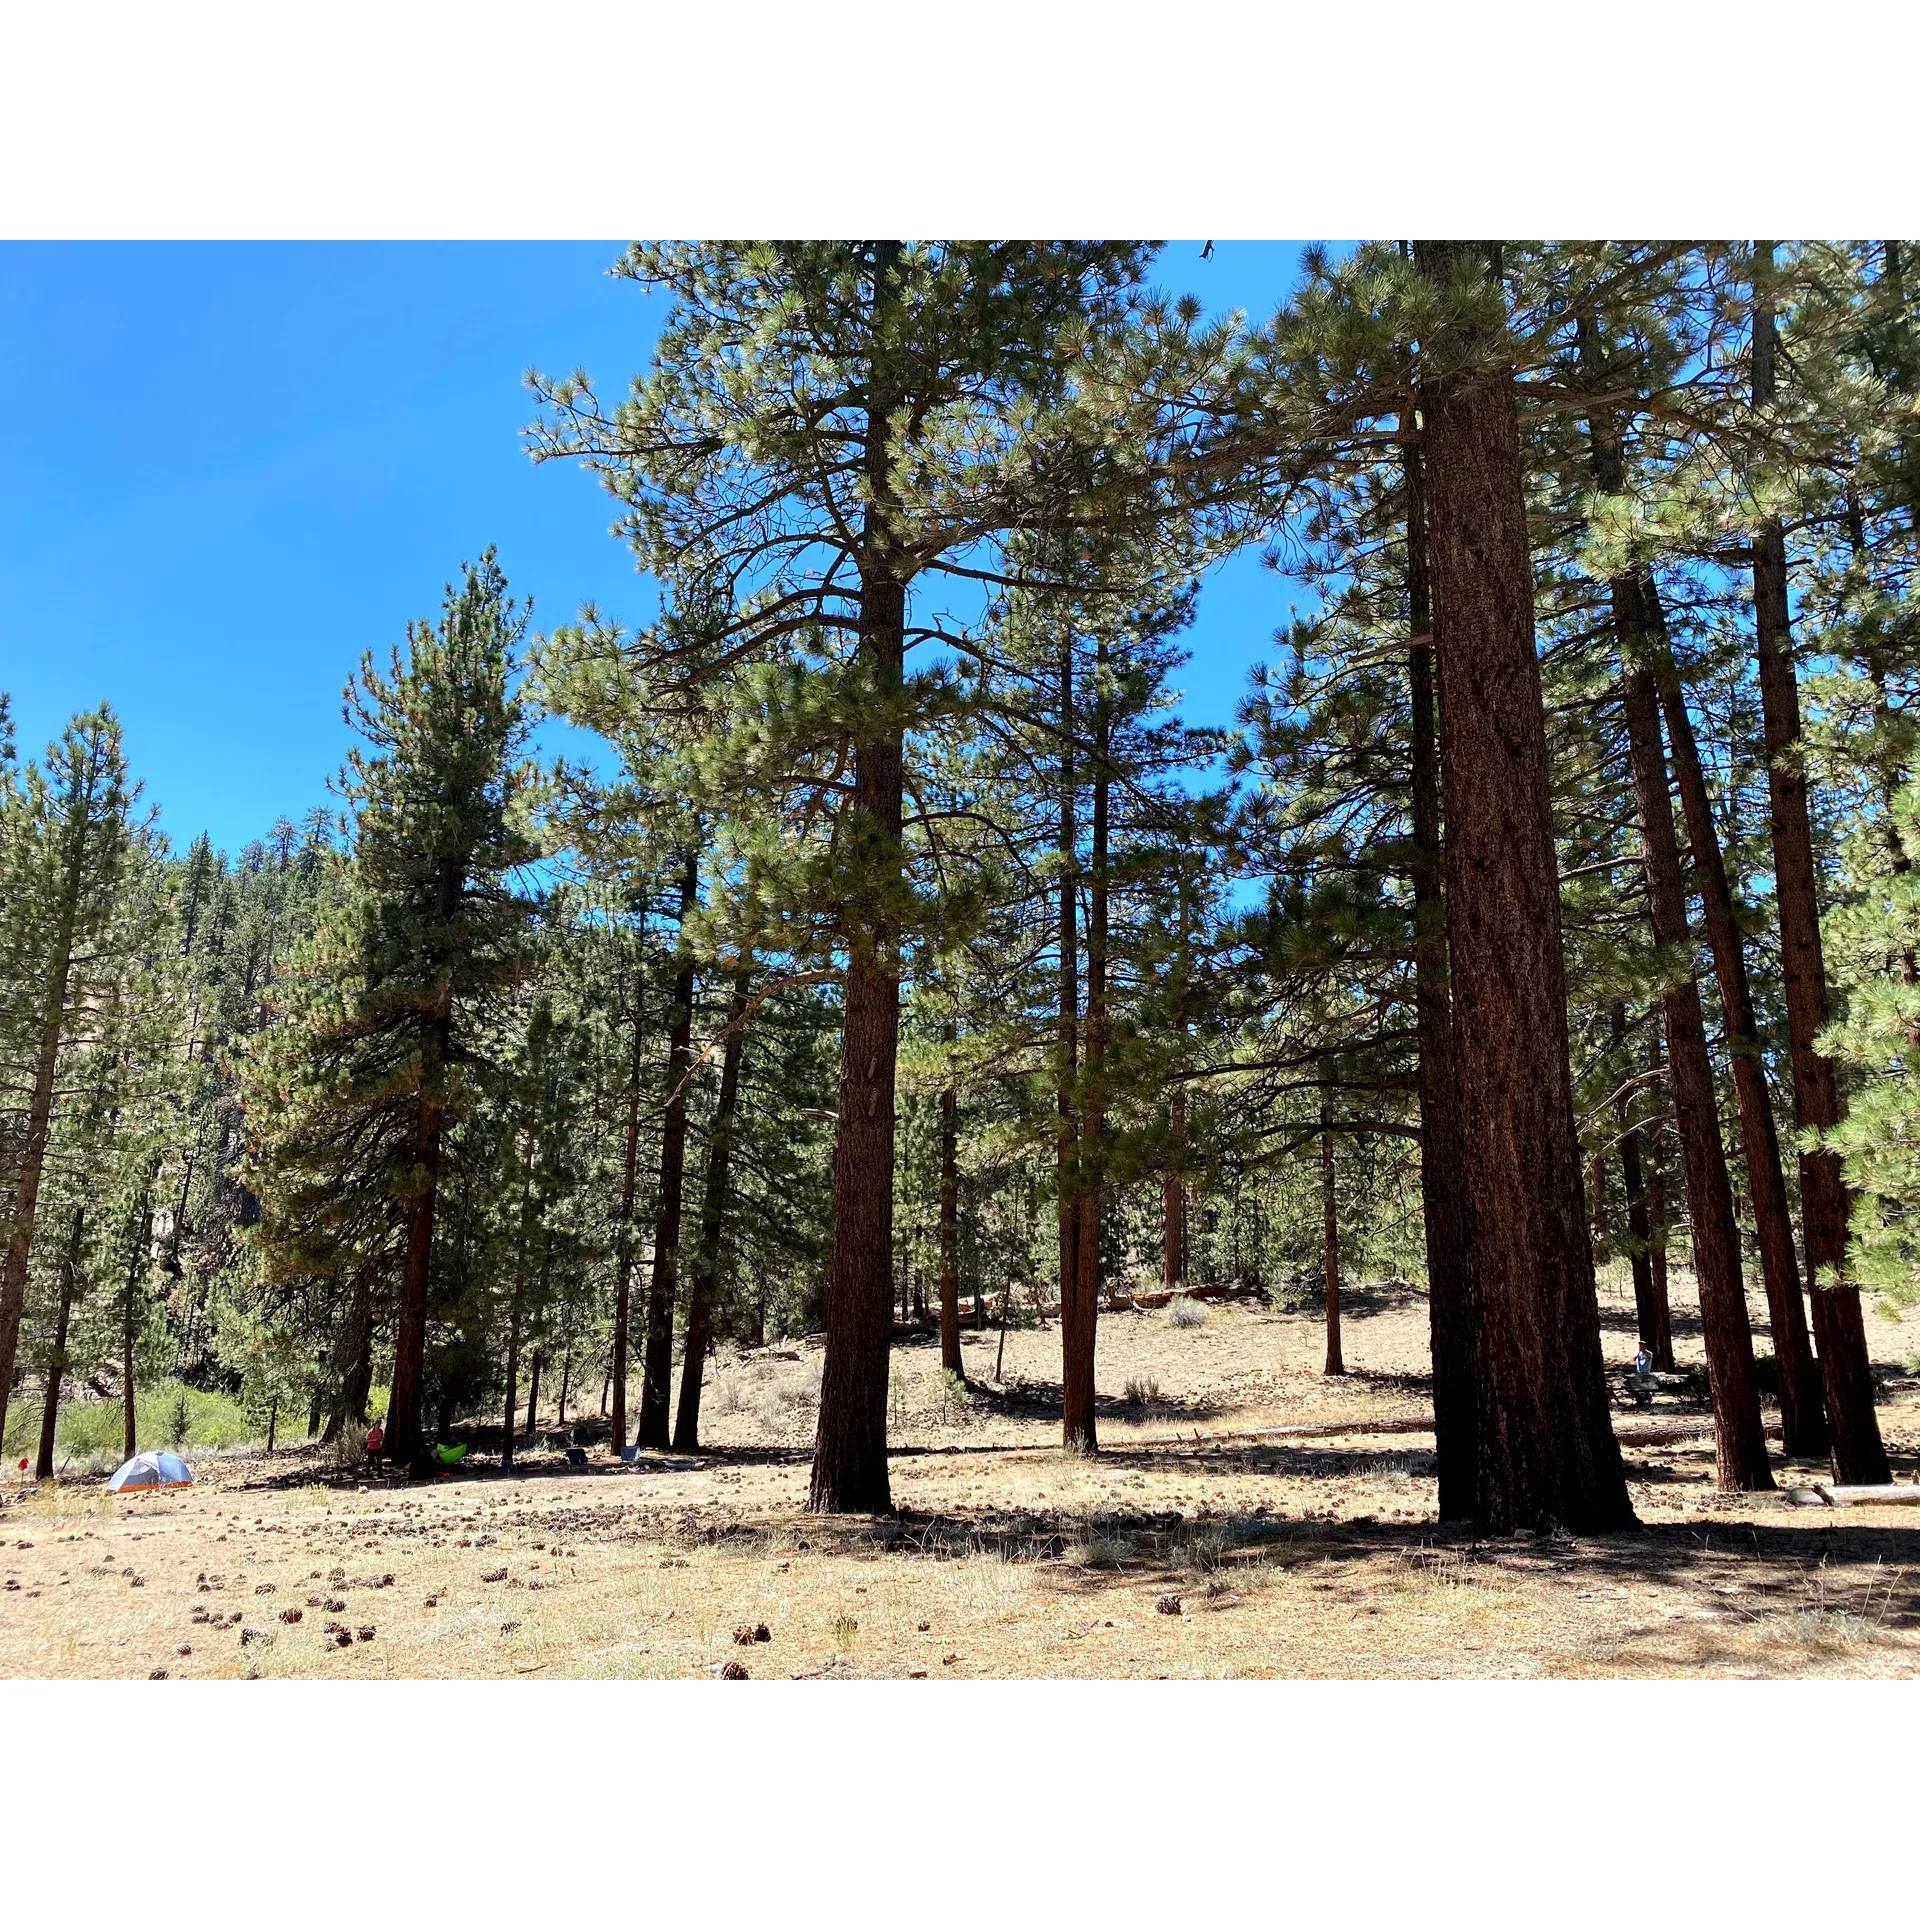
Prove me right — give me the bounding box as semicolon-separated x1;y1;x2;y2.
4;1279;1915;1679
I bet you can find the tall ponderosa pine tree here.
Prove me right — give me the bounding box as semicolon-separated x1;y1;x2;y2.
1746;247;1891;1484
530;241;1154;1512
0;707;143;1452
244;554;534;1473
1412;242;1634;1533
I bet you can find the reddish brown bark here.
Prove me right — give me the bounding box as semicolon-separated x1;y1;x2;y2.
1404;434;1476;1522
1413;240;1634;1535
807;729;905;1511
1751;246;1891;1485
1575;307;1826;1454
1578;317;1785;1466
1620;656;1773;1489
1641;581;1827;1454
809;241;908;1514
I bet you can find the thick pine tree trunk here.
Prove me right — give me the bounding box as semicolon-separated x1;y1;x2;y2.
1576;319;1825;1457
1582;381;1768;1480
674;971;751;1451
608;980;647;1455
1576;327;1744;1420
1413;239;1634;1535
938;1022;964;1381
1320;1100;1344;1376
525;1351;542;1439
1620;659;1773;1489
807;712;905;1511
638;853;699;1449
1404;435;1476;1520
1641;581;1827;1453
809;241;909;1515
34;1207;85;1480
1750;247;1891;1485
1064;653;1107;1452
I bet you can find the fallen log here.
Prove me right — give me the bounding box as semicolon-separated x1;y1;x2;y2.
1809;1482;1920;1507
1103;1283;1250;1313
1612;1418;1784;1448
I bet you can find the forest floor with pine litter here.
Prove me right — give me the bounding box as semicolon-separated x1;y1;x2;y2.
5;1281;1918;1680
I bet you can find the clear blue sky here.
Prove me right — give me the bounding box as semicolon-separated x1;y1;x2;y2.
0;241;1315;854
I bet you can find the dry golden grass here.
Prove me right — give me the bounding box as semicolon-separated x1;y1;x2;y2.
3;1280;1916;1680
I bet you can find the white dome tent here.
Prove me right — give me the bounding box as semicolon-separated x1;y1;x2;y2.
107;1450;193;1492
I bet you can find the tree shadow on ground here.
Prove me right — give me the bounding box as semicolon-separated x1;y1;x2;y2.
1285;1282;1414;1324
678;1493;1920;1643
1093;1439;1438;1480
946;1374;1228;1432
1339;1364;1434;1397
1598;1301;1711;1341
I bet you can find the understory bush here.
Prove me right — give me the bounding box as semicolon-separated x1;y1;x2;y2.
754;1363;822;1431
2;1381;259;1470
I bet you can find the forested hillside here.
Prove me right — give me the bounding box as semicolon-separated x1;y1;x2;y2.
6;240;1917;1533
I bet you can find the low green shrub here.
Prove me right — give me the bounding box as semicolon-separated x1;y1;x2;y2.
1;1380;260;1468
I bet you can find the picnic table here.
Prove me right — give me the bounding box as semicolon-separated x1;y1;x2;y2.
1617;1366;1684;1409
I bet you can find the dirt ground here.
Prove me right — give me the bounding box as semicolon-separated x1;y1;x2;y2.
4;1278;1917;1680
